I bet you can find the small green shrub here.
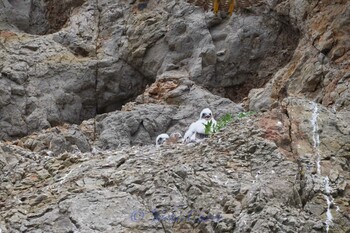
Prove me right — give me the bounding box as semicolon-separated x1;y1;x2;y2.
204;111;256;135
204;113;233;135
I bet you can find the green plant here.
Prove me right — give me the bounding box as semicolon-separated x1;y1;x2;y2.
204;113;233;135
204;111;256;135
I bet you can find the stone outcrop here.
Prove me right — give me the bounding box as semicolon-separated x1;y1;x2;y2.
0;32;97;140
10;73;243;150
95;73;243;148
10;123;91;156
0;0;300;140
1;0;349;232
1;112;349;232
248;0;350;112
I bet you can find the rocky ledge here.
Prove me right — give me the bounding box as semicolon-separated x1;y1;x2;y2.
1;97;349;232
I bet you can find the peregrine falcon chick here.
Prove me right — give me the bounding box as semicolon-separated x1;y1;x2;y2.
183;108;216;143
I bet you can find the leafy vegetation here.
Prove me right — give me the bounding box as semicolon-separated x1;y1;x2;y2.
204;111;256;135
204;113;233;134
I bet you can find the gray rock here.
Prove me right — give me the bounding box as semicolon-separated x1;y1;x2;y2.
283;97;350;162
2;112;349;232
95;104;177;148
1;1;350;233
0;0;31;32
255;0;350;111
0;0;300;140
248;86;275;111
94;74;243;148
13;124;91;156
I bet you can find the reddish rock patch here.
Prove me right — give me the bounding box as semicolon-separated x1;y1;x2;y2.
258;109;294;158
136;78;180;104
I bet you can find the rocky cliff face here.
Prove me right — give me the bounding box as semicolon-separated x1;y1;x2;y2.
0;0;300;140
0;0;349;232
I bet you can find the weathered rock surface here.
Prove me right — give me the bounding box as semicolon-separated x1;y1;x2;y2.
0;32;97;140
1;113;349;232
10;123;91;156
5;71;243;150
0;0;31;32
1;0;299;140
248;0;350;112
1;0;349;232
94;72;243;148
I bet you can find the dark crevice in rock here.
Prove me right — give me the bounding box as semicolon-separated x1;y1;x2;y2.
283;106;295;156
93;0;101;140
116;160;126;170
28;0;86;35
96;92;136;114
44;0;85;34
131;121;143;138
96;61;153;114
70;47;90;58
296;159;307;208
27;207;54;219
0;0;85;34
208;10;300;104
69;216;81;229
156;215;168;233
219;77;267;104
